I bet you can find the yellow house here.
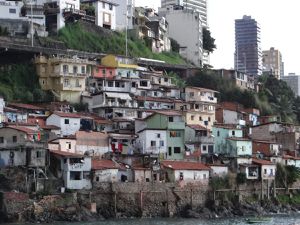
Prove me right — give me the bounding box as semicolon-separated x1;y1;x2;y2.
183;86;218;131
35;56;93;103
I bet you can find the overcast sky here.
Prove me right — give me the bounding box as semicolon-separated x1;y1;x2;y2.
135;0;300;75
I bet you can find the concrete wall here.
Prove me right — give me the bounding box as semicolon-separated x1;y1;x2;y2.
46;114;81;136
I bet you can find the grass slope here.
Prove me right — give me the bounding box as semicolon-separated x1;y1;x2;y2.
57;22;186;65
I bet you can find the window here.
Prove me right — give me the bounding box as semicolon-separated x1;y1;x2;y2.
217;131;220;137
109;3;113;10
0;137;3;143
36;151;42;158
189;92;194;98
264;169;267;174
159;140;164;147
270;169;274;175
232;131;235;136
66;141;72;150
202;145;207;151
63;65;68;73
174;147;181;153
150;141;156;147
115;81;120;87
73;66;78;74
157;133;161;138
154;91;157;96
81;66;85;74
12;136;17;143
109;70;113;76
208;117;211;122
168;147;172;156
168;117;174;122
96;176;100;182
65;119;69;124
64;79;70;86
140;81;148;87
164;78;168;82
208;145;214;154
70;171;81;180
203;174;207;179
75;79;80;87
9;8;16;14
108;81;114;87
242;146;246;151
191;115;194;120
170;131;181;137
179;172;184;180
199;116;202;121
102;69;106;74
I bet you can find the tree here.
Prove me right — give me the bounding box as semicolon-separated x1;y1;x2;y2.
170;38;180;53
202;27;216;53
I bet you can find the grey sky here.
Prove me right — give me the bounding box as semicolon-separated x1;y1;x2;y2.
135;0;300;75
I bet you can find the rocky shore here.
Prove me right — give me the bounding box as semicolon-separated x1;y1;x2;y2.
3;193;300;223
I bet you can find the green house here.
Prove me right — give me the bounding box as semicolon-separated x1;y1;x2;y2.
137;111;186;160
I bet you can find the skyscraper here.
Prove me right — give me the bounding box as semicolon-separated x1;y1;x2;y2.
235;15;262;76
262;47;284;80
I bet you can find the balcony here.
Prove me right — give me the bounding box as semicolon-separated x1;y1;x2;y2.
60;84;83;91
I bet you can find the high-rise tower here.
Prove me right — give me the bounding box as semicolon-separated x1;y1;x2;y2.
235;15;262;76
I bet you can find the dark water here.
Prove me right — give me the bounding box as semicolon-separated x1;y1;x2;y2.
6;216;300;225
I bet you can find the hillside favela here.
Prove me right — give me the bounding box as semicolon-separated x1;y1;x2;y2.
1;0;300;224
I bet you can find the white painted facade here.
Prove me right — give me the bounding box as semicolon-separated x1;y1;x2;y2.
136;129;167;155
0;0;23;19
62;156;92;189
46;114;81;136
76;144;109;156
56;0;80;30
94;0;117;30
94;168;118;182
261;164;276;180
210;165;228;177
173;169;209;183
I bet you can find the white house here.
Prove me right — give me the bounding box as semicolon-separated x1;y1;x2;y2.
94;0;117;30
161;160;210;184
111;0;135;31
92;159;120;183
0;0;23;19
46;111;81;136
50;150;92;190
136;129;167;156
252;158;276;180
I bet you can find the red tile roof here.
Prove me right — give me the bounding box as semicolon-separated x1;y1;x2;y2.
6;126;38;134
8;103;44;111
252;158;275;165
52;111;82;118
161;160;210;171
187;124;208;131
5;122;37;127
40;125;60;130
92;159;120;170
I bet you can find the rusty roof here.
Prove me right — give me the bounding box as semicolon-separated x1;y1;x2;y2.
161;160;210;171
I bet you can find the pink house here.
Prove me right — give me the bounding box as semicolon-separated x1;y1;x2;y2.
92;65;116;79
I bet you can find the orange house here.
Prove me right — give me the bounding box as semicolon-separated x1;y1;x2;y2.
92;65;116;79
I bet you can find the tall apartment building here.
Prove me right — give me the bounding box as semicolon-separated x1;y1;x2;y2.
235;15;262;76
281;73;300;97
161;0;207;27
160;0;209;65
159;7;203;66
262;47;284;80
111;0;135;30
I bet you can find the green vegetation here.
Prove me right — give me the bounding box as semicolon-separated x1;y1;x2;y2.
187;69;300;123
0;63;52;102
203;27;216;53
210;175;230;190
236;172;247;185
276;164;300;188
167;71;186;88
277;194;300;205
57;22;186;65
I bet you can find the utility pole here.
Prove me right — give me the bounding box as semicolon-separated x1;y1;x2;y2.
125;0;128;57
30;0;34;47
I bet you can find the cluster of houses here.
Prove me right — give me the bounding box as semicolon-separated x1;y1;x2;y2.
0;53;299;193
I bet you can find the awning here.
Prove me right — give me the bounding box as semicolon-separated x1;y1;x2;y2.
105;92;132;100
